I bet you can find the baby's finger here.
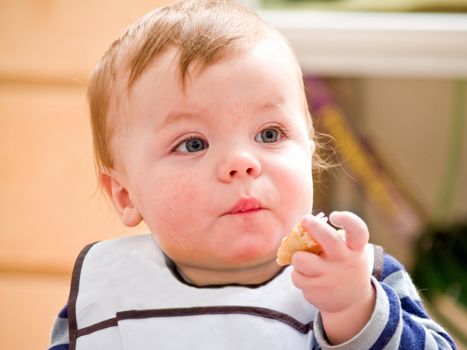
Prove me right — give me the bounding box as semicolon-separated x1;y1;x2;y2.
300;214;346;259
329;211;369;251
291;250;324;277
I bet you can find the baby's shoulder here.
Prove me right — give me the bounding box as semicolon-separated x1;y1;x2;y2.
367;244;406;282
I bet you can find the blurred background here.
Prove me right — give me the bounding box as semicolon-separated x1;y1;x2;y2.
0;0;466;348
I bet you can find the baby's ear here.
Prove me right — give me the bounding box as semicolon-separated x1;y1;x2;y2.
100;171;143;227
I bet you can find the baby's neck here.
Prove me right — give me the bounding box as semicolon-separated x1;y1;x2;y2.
175;260;284;287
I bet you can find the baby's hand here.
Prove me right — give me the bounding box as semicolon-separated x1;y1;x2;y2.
291;211;375;344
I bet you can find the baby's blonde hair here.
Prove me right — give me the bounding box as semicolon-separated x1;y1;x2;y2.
88;0;320;173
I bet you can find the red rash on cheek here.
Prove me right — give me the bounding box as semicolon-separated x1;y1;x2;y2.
154;175;204;225
152;176;209;251
171;178;202;204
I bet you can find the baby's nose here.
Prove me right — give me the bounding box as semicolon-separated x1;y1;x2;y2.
217;151;262;182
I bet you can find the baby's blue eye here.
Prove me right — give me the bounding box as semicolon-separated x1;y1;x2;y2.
255;128;280;143
174;137;208;153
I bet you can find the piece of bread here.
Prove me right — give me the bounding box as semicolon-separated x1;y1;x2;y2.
276;224;322;266
276;216;346;266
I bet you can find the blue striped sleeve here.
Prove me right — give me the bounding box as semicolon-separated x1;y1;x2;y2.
49;305;70;350
369;283;402;349
313;250;457;349
380;253;457;349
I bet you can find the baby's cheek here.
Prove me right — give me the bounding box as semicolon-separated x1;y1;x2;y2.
170;182;201;207
282;152;312;183
154;176;204;227
279;162;313;211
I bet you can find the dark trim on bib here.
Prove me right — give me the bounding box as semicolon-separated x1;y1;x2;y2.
164;253;287;289
76;317;118;338
74;305;314;339
118;306;314;333
68;242;99;350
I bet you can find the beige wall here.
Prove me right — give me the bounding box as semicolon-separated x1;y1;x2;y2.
1;1;466;349
0;1;168;348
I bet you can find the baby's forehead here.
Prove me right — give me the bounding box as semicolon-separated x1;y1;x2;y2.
129;36;300;92
129;40;300;98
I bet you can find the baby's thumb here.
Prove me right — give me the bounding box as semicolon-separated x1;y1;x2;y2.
329;211;369;251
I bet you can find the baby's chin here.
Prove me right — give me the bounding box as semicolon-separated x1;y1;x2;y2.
220;241;280;267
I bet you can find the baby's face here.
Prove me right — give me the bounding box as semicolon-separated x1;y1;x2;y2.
109;39;314;282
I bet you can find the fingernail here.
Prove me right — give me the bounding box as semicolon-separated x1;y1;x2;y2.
315;212;328;223
301;213;328;226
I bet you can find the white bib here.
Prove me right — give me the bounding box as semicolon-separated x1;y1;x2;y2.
68;234;382;350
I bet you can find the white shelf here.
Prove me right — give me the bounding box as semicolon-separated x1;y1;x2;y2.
259;10;467;78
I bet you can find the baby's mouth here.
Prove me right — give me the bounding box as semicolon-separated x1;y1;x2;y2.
227;197;263;215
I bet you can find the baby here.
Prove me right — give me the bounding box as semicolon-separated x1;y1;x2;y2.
49;1;456;349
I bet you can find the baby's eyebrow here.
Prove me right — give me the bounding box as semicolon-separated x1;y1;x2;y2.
156;112;205;131
256;102;281;112
156;102;283;131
